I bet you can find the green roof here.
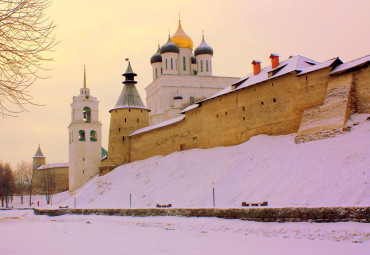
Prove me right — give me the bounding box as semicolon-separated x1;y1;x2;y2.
101;147;108;159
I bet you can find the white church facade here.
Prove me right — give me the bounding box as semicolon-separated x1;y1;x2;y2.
146;20;239;125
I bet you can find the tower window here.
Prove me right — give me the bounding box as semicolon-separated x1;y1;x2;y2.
155;68;158;79
122;136;125;141
183;56;186;71
119;128;121;132
124;118;127;123
261;102;264;105
83;107;91;123
242;106;245;111
206;60;209;72
201;60;203;72
137;118;139;123
171;58;173;70
90;130;97;142
166;59;168;69
79;130;85;141
161;68;163;74
273;98;277;102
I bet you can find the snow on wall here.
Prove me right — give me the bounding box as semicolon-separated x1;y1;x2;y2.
58;114;370;209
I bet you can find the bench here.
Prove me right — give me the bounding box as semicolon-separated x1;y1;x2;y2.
156;204;172;208
242;201;268;207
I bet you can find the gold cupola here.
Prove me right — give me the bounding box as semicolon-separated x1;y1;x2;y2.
171;20;193;49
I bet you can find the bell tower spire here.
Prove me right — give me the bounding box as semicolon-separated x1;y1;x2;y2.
80;65;90;95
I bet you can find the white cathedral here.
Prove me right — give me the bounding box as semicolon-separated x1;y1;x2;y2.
146;19;239;124
32;19;240;193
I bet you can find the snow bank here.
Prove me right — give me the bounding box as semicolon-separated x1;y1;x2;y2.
57;114;369;209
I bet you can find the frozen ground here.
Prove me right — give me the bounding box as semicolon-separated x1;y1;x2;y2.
0;210;369;255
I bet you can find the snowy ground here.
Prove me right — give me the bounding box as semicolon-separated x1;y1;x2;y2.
37;113;369;209
0;209;369;255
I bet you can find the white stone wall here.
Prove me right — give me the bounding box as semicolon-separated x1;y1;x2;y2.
145;75;240;125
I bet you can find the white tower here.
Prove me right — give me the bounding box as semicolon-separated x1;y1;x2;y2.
194;34;213;76
68;66;102;192
150;45;162;80
160;36;179;75
171;19;194;75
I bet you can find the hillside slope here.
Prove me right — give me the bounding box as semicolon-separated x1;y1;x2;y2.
58;114;369;209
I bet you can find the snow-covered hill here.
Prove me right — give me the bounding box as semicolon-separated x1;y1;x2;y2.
56;114;369;209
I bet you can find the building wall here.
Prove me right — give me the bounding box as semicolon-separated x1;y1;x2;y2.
33;167;69;194
146;75;239;125
125;64;369;164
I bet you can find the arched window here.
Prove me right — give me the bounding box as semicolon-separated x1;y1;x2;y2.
90;130;97;142
190;96;195;105
155;68;158;79
201;60;203;72
171;58;173;69
165;59;168;69
79;130;85;141
183;56;186;71
206;60;209;72
83;107;91;123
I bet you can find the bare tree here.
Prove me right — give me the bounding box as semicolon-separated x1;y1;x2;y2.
25;164;35;206
16;161;32;204
41;169;55;204
0;162;16;207
0;0;57;116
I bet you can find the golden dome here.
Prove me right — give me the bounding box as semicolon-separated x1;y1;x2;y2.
171;21;193;49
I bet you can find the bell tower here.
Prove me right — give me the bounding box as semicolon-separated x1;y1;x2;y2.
68;66;102;192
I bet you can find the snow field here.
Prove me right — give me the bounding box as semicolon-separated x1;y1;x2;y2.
54;114;369;209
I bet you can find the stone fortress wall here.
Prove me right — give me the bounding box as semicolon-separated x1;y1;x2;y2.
102;56;369;171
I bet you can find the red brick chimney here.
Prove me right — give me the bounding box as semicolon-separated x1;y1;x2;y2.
270;54;280;69
252;60;261;75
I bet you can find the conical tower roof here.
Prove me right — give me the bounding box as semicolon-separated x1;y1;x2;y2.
110;62;149;112
33;144;45;158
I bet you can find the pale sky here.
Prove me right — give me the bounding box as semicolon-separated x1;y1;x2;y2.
1;0;369;168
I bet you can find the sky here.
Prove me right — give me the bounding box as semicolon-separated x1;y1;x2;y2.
0;0;369;168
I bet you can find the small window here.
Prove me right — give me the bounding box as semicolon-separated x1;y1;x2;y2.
193;136;197;141
183;56;186;71
206;60;209;72
171;58;173;70
165;59;168;69
122;136;125;141
272;83;274;86
261;102;264;105
242;106;245;111
306;76;308;81
161;68;163;74
155;68;158;79
201;60;203;72
273;98;277;102
83;170;85;174
243;117;246;121
83;107;91;123
79;130;85;141
90;130;97;142
118;128;121;132
189;96;195;105
124;118;127;123
216;114;219;118
225;112;228;116
180;144;185;151
137;118;139;123
129;109;131;112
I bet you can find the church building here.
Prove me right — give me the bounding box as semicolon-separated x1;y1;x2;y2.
146;19;239;125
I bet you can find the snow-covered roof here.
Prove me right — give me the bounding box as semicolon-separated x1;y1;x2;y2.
130;115;185;136
36;163;69;170
298;57;342;76
198;55;318;104
329;55;370;75
180;104;199;114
